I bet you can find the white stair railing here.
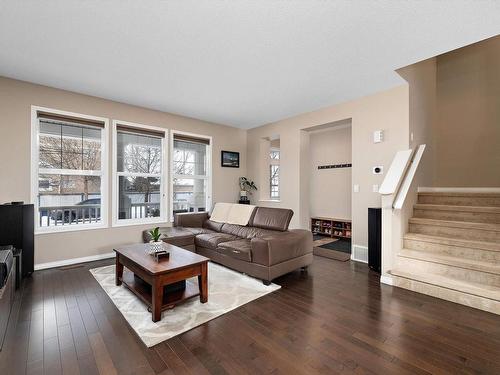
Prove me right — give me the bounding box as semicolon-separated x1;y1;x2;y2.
393;144;426;209
379;145;426;209
379;149;413;207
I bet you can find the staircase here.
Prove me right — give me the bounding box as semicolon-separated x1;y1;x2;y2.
390;191;500;314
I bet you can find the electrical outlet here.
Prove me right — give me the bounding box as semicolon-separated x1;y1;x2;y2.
353;184;360;193
373;184;379;193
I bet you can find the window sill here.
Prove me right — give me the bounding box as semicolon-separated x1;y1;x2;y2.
112;218;170;228
36;223;109;235
259;199;281;203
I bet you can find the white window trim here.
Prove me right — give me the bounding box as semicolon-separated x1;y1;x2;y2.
111;120;169;227
31;105;109;234
170;130;212;222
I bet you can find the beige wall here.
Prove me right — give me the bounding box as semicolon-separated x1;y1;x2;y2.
0;76;247;266
309;124;352;220
398;35;500;188
434;36;500;187
397;57;437;187
247;85;409;252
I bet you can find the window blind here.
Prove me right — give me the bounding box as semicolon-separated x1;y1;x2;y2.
173;133;210;145
37;111;105;128
116;124;165;138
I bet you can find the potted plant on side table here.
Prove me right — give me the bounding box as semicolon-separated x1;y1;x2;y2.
239;177;257;204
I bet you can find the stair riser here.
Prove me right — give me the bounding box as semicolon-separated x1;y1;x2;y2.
403;239;500;262
418;195;500;207
413;208;500;224
396;257;500;287
391;276;500;315
409;223;500;242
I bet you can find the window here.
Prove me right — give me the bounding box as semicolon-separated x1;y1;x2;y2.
269;148;280;199
270;165;280;199
32;107;107;231
172;133;211;217
113;121;166;225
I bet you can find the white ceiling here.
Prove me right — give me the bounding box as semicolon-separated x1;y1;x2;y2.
1;1;499;129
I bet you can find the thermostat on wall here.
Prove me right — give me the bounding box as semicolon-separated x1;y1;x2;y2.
373;166;383;175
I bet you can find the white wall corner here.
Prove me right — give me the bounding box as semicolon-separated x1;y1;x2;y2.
351;244;368;263
35;252;116;271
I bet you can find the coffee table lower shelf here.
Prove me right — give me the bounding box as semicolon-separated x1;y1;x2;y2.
121;270;200;312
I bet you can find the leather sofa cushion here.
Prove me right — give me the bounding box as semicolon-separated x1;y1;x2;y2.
174;212;209;228
250;207;293;231
184;227;216;236
203;219;224;232
220;223;252;238
244;226;281;239
217;239;252;262
195;233;240;250
221;223;285;239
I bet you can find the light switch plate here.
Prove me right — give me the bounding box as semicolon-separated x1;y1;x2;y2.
353;184;360;193
373;130;384;143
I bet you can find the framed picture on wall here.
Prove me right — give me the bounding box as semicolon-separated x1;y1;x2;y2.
221;150;240;168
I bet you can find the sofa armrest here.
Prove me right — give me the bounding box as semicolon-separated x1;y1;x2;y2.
174;212;209;228
251;229;313;266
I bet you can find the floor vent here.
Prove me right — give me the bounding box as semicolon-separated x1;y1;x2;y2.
352;245;368;263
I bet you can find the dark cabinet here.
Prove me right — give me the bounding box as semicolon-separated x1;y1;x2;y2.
0;204;34;277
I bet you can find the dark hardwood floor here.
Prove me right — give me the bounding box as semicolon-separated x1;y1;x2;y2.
2;256;500;375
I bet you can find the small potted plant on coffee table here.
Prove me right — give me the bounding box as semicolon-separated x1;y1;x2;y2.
148;227;164;254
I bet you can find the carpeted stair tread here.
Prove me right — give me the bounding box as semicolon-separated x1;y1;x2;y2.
418;192;500;198
403;233;500;252
414;204;500;213
389;269;500;301
409;218;500;232
398;249;500;275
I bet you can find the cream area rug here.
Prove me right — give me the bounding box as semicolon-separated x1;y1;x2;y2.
90;262;280;347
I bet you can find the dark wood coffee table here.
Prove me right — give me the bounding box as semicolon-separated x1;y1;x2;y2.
114;243;209;322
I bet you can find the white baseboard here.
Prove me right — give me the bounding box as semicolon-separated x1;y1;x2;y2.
418;187;500;193
380;275;394;285
351;244;368;263
34;252;115;271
